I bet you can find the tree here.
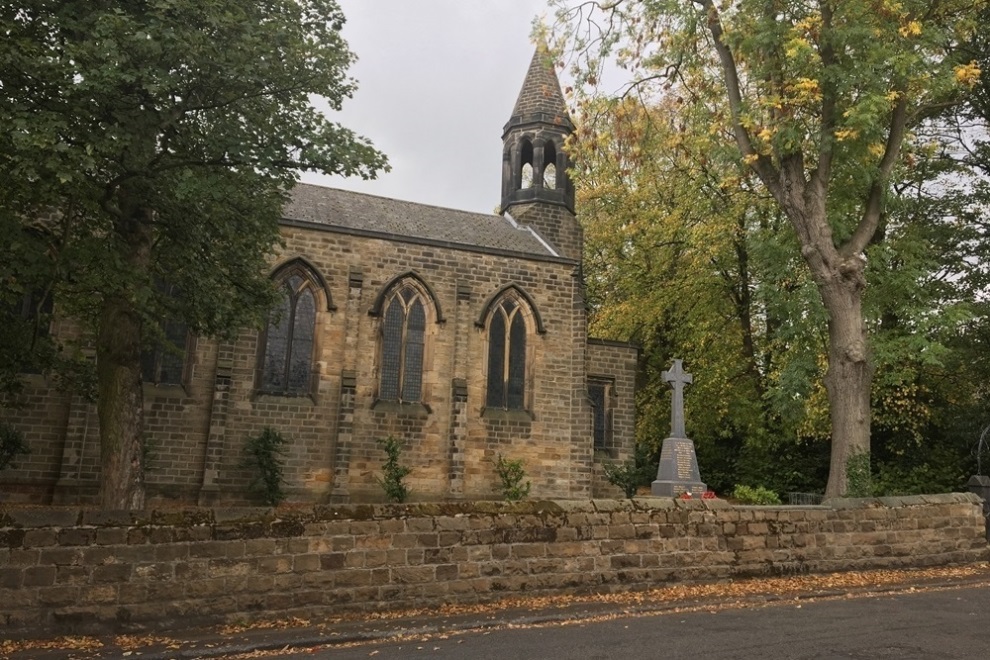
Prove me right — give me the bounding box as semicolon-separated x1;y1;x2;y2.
0;0;387;508
550;0;985;495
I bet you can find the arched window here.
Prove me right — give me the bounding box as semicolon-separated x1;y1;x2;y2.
543;141;558;189
379;283;427;402
486;297;528;410
259;273;317;395
520;139;534;189
142;282;189;386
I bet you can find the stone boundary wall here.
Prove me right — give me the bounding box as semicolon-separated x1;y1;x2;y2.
2;494;987;639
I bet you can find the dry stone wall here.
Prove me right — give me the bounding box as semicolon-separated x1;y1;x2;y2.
2;494;987;640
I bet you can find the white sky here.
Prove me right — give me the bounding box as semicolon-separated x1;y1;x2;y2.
302;0;554;214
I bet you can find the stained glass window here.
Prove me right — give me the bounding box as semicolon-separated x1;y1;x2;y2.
486;297;527;411
378;284;427;402
260;274;316;395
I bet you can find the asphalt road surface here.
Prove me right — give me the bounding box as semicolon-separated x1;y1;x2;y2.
273;585;990;659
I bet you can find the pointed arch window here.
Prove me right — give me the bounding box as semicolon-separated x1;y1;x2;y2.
520;139;534;189
379;284;427;402
260;273;317;395
543;141;558;189
486;298;528;410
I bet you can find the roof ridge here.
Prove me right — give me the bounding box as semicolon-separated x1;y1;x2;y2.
290;182;498;219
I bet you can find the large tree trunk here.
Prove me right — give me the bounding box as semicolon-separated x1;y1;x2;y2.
96;206;153;509
96;296;146;509
818;258;873;498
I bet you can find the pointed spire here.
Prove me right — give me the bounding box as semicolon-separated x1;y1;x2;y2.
505;42;573;133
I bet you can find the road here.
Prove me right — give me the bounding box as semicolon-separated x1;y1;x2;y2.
268;585;990;660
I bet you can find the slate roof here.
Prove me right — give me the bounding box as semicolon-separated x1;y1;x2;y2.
507;43;573;130
283;184;561;259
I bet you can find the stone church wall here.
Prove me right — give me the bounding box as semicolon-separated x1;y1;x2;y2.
587;339;640;497
1;495;986;639
2;221;636;505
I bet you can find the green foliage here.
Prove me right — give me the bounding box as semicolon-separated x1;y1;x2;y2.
243;427;288;506
377;436;412;503
602;442;656;498
492;453;531;502
550;0;989;498
845;450;873;498
0;422;30;471
731;484;782;505
0;0;387;506
873;462;965;496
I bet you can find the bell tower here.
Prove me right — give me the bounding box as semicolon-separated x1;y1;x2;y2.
501;44;581;261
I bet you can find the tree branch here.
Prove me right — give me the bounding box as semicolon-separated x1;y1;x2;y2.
693;0;781;199
842;90;908;257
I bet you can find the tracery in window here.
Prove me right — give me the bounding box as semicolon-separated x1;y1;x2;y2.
260;273;317;395
379;284;427;402
486;297;528;410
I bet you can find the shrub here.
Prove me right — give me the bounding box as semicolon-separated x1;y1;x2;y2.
0;423;30;471
602;442;655;498
243;427;288;505
492;453;530;501
603;460;642;498
377;436;412;503
731;484;782;505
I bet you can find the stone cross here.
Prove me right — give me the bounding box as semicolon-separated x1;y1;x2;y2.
662;359;692;438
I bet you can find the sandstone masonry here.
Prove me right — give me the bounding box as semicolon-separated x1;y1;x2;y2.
1;494;986;639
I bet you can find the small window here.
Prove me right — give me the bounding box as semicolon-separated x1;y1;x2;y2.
589;378;615;450
520;139;534;189
521;163;534;189
543;141;558;189
543;163;557;189
142;318;189;386
260;273;317;395
379;284;427;402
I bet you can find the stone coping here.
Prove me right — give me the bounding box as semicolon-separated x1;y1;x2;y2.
1;493;981;530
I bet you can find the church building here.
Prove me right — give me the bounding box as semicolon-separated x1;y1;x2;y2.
2;47;638;505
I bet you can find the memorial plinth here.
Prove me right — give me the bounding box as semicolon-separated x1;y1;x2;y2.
651;436;707;496
651;359;707;497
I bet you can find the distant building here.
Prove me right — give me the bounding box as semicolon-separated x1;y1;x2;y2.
2;46;637;505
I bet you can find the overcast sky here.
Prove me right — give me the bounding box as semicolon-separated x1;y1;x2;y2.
302;0;554;214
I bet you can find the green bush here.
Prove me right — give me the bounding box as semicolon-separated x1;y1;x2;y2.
492;453;531;501
731;484;782;505
603;459;642;498
605;442;657;498
377;436;412;503
243;427;288;505
602;442;656;498
0;422;30;471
